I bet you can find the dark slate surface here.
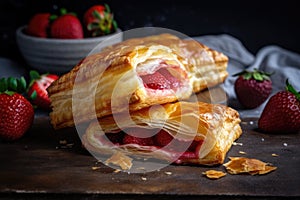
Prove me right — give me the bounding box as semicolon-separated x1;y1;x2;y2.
0;111;299;199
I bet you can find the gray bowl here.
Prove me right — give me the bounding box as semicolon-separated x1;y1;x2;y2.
16;26;123;75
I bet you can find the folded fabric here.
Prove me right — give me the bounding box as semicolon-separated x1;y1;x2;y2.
194;34;300;117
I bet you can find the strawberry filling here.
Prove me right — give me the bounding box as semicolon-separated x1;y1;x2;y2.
139;64;184;91
99;128;203;163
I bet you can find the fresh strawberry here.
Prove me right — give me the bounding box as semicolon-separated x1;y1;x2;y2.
50;8;83;39
26;13;51;38
122;128;154;146
27;70;59;110
234;69;272;109
0;77;34;141
84;5;105;25
258;80;300;133
83;4;118;36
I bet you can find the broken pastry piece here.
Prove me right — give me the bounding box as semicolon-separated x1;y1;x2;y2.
82;101;242;166
48;34;228;129
223;157;277;175
202;170;227;179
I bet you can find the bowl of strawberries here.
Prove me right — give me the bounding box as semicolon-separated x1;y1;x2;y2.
16;4;122;75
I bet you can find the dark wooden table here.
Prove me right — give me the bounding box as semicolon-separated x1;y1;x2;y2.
0;110;299;200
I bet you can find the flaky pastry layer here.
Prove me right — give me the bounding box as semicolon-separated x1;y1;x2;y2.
48;34;228;129
83;101;242;166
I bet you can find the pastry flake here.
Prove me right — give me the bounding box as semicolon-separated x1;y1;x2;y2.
223;157;277;175
104;151;133;170
202;170;226;179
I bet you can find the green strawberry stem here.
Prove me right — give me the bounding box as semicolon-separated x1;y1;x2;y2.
286;79;300;101
233;68;273;81
104;4;111;13
28;70;41;88
0;76;27;95
49;8;77;22
29;70;41;80
88;4;118;36
28;70;43;101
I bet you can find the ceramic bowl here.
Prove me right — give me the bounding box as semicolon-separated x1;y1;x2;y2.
16;26;123;75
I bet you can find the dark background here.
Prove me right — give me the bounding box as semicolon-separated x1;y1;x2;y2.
0;0;299;65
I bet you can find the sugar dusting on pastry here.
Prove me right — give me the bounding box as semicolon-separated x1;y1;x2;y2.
223;157;277;175
202;170;226;179
105;151;133;170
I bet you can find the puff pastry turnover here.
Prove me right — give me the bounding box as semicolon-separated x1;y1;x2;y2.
82;101;242;165
48;34;228;129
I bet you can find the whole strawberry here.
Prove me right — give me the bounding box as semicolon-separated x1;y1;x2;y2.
26;13;51;38
50;9;83;39
258;80;300;133
83;4;118;37
234;69;272;109
0;77;34;141
27;70;59;110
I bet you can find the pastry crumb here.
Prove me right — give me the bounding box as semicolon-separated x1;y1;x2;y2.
239;151;246;155
202;170;226;179
92;166;101;171
232;142;243;146
105;151;133;170
271;153;279;157
164;171;172;175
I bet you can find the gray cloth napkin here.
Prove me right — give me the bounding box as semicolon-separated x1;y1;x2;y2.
193;34;300;118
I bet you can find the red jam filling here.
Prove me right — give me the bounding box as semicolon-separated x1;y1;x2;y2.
140;68;182;90
101;128;203;162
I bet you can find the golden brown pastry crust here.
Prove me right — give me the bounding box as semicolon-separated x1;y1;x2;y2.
48;34;228;129
83;101;242;166
105;34;229;92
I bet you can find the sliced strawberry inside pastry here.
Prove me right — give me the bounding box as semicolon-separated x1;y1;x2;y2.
94;127;203;164
82;101;242;167
140;63;183;91
135;59;190;99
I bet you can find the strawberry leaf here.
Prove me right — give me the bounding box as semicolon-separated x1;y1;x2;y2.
243;73;252;80
30;70;41;80
4;91;15;96
261;74;270;80
93;10;103;20
113;19;118;30
49;14;58;22
0;77;28;94
0;77;8;93
7;77;17;91
234;68;273;82
87;22;100;31
253;72;263;81
16;77;27;93
30;90;37;100
104;4;111;13
286;79;300;101
60;8;68;15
